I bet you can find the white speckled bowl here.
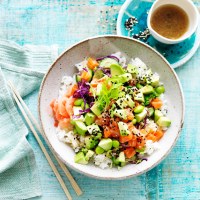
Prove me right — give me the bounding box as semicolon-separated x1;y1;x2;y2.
38;35;184;180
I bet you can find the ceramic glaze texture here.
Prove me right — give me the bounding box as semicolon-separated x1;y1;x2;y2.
39;35;184;180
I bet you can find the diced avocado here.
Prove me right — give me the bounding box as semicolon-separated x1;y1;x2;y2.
76;74;82;83
116;98;128;109
141;85;155;94
91;102;103;116
87;124;101;134
74;121;87;136
74;98;84;106
93;70;104;79
118;121;130;136
134;92;144;102
99;58;118;68
117;152;125;163
96;83;103;96
85;136;98;149
85;113;96;126
148;107;154;117
85;150;94;161
74;152;88;164
127;64;138;74
134;105;144;114
118;73;132;83
113;109;127;120
135;109;147;122
154;110;163;122
110;64;125;76
156;117;171;127
125;94;135;108
150;73;160;87
73;106;82;116
98;138;113;151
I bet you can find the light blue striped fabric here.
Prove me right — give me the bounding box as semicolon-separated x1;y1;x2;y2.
0;40;58;199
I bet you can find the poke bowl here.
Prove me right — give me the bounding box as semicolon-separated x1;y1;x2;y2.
38;35;184;180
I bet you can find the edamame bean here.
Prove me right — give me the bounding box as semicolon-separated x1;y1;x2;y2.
155;86;165;94
112;140;120;148
136;83;143;89
81;102;89;109
132;118;137;125
95;146;104;154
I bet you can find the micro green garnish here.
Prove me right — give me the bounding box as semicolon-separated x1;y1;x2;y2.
96;78;122;111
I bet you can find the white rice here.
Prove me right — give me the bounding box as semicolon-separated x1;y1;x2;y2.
58;75;74;99
94;154;112;169
145;119;158;133
144;140;160;155
56;127;84;152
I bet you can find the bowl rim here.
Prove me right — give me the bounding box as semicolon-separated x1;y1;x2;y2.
38;35;185;180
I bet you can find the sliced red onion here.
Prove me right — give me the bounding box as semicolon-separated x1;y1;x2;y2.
79;108;91;114
96;55;119;62
82;67;88;72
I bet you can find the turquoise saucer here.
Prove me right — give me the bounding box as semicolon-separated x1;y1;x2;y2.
117;0;200;68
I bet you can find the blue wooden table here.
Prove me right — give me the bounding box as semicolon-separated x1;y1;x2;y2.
0;0;200;199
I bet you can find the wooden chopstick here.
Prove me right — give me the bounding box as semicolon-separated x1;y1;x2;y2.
8;82;82;196
8;82;73;200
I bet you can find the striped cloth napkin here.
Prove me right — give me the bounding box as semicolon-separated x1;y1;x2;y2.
0;40;58;199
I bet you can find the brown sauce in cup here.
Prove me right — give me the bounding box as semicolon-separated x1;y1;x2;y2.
150;4;189;40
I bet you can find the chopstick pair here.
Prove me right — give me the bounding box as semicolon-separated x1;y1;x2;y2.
8;81;82;200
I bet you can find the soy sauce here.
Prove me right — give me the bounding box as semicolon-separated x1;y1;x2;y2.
150;4;189;39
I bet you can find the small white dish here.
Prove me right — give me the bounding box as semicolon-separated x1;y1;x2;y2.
38;35;185;180
147;0;199;44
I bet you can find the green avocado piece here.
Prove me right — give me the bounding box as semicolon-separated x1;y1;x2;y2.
127;64;138;74
85;150;94;161
141;85;155;94
154;110;163;122
110;64;125;76
113;109;127;120
134;92;144;102
118;73;132;83
85;113;96;126
87;124;101;135
117;152;125;163
74;121;87;136
74;152;88;164
156;116;171;127
85;136;98;149
99;58;118;68
91;102;103;116
116;98;128;109
118;121;130;136
135;109;147;122
150;73;160;87
125;94;135;108
98;138;113;151
93;69;104;79
148;107;155;117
